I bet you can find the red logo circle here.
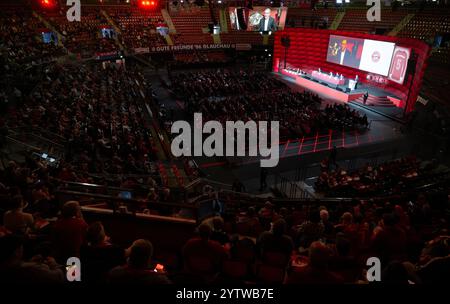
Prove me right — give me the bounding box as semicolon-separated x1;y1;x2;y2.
372;51;381;62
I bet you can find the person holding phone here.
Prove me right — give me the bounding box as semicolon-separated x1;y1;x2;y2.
109;239;171;285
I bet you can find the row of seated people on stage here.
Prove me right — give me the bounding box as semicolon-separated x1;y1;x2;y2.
170;70;369;140
315;156;440;197
316;68;346;81
285;67;347;81
3;61;162;179
0;163;448;284
283;67;308;76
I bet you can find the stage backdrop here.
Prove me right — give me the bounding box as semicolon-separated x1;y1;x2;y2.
273;28;431;113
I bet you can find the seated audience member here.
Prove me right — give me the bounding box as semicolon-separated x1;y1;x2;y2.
53;201;88;262
294;209;324;249
182;224;228;276
259;201;276;230
3;195;34;235
286;241;344;284
257;219;294;265
210;217;230;246
80;222;125;283
237;206;260;226
320;209;335;239
381;261;415;284
236;206;262;237
335;211;360;253
109;239;171;285
416;236;450;284
371;213;407;263
329;233;362;283
0;234;64;284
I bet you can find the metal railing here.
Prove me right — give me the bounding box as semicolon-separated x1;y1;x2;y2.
274;173;312;199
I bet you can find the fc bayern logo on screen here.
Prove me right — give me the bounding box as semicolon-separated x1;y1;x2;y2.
371;51;381;63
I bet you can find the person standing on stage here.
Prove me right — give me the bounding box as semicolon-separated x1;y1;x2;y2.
363;91;369;105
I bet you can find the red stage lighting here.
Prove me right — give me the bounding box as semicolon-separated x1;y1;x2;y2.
40;0;56;9
138;0;157;8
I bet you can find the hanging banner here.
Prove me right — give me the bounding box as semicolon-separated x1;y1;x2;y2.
149;44;237;53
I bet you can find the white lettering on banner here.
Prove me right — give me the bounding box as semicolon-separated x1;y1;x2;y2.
151;44;236;53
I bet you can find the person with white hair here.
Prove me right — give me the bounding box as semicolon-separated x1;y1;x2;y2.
258;8;277;33
320;209;335;238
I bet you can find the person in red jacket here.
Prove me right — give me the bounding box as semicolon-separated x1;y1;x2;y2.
286;241;344;284
182;223;228;276
53;201;88;263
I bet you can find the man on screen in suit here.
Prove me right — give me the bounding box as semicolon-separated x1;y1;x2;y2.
330;39;359;69
258;8;277;33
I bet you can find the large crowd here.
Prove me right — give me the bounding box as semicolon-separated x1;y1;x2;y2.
0;167;448;284
171;70;369;140
315;156;443;197
4;62;164;183
0;3;448;287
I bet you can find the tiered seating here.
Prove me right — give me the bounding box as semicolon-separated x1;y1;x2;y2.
398;9;450;40
338;9;407;34
169;7;215;45
170;7;212;34
429;47;450;65
286;7;337;29
107;6;166;48
170;70;368;140
42;6;118;56
420;63;450;108
0;6;65;67
173;51;228;62
220;32;264;45
171;33;213;44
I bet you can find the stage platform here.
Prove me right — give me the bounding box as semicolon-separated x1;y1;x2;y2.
277;70;406;121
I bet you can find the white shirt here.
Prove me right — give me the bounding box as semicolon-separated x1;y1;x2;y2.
264;18;269;31
340;50;346;65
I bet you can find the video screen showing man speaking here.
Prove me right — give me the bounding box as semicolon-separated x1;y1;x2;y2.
229;6;287;32
327;35;364;70
258;8;277;33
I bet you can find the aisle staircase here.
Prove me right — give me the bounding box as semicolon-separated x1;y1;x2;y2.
101;10;125;51
161;9;177;34
388;13;415;36
329;11;345;30
219;8;229;33
164;34;174;46
32;11;64;47
101;10;121;35
212;34;221;44
354;94;396;107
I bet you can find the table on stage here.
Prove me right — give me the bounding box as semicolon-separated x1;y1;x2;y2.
311;70;345;86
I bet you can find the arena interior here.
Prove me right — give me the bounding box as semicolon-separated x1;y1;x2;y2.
0;0;449;289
